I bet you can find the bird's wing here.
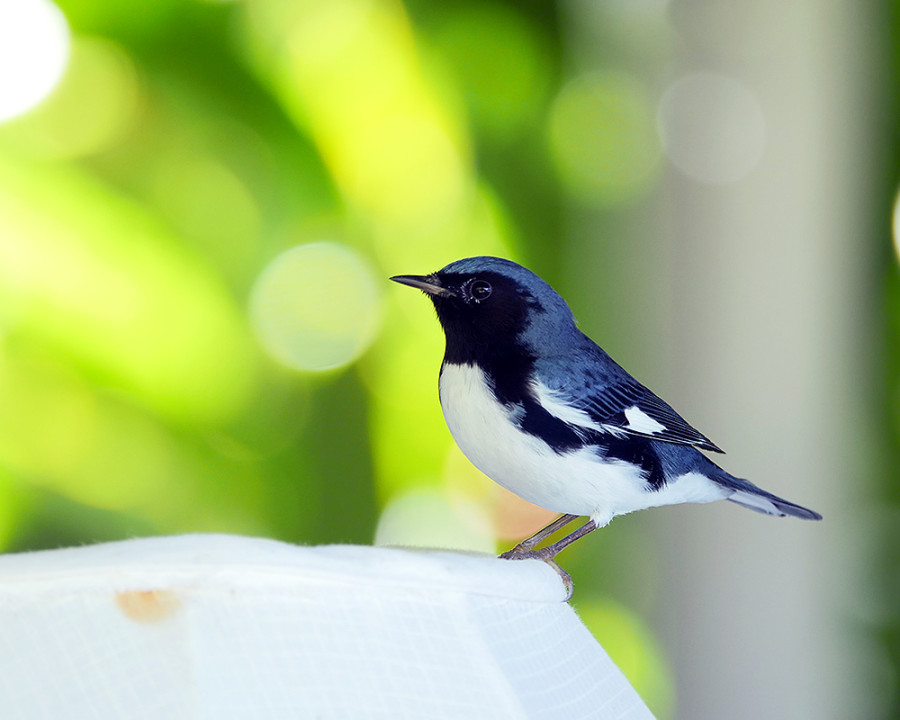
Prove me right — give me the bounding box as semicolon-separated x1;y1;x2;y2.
533;353;724;453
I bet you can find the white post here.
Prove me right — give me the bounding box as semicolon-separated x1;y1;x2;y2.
654;2;879;718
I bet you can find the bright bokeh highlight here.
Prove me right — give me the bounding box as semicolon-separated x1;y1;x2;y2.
1;37;140;158
374;487;494;552
892;188;900;264
250;242;384;372
150;153;261;283
657;72;766;185
0;0;70;123
548;71;661;205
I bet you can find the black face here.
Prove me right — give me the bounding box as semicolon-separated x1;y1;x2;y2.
392;264;608;457
427;270;539;366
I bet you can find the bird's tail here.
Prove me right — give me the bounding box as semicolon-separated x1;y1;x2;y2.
715;472;822;521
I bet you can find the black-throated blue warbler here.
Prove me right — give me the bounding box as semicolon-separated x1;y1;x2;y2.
391;256;821;569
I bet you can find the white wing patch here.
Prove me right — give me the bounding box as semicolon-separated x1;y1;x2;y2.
533;382;665;440
531;380;604;434
624;406;666;435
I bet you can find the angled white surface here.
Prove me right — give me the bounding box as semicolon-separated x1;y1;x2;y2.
0;534;653;719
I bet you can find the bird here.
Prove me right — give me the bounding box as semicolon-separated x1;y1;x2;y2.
391;256;822;571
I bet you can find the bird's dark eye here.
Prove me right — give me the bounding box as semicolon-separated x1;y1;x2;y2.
466;279;492;303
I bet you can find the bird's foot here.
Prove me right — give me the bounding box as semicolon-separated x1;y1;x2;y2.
499;544;556;561
498;543;533;559
498;517;600;600
499;513;582;558
499;547;574;601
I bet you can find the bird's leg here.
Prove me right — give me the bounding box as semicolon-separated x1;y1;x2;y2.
499;513;580;559
502;517;599;562
530;519;598;561
500;517;596;601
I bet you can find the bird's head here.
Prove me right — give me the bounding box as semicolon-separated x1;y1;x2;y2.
391;256;579;364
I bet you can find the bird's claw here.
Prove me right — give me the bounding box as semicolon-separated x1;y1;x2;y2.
499;544;534;559
499;549;574;601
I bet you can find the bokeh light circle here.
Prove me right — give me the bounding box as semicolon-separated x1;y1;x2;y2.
892;188;900;265
374;487;495;553
547;71;661;205
250;242;383;372
16;37;141;158
0;0;70;123
657;72;766;185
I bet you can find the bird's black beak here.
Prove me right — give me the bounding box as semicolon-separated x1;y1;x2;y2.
390;274;456;298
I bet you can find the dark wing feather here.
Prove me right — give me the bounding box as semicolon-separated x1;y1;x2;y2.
579;377;723;452
534;345;723;453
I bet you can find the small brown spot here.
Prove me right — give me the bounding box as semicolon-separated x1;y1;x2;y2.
115;590;181;624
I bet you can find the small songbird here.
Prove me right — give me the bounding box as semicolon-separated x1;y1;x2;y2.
391;256;821;567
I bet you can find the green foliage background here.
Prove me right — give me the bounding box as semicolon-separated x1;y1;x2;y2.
1;1;896;717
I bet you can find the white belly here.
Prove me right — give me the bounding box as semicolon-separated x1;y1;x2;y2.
439;363;644;524
438;363;727;525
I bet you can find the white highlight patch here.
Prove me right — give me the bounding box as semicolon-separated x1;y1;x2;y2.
624;406;666;435
0;0;70;123
439;363;727;525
